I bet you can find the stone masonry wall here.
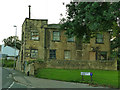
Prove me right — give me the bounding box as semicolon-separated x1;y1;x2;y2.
46;60;117;70
24;60;117;75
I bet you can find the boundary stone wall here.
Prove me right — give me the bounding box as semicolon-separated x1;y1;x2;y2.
46;60;117;70
24;60;117;75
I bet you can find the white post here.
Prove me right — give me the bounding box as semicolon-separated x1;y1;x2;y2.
13;25;17;70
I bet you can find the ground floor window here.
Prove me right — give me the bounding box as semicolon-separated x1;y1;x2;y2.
98;51;107;60
49;50;56;59
30;49;38;58
64;50;70;59
67;37;75;42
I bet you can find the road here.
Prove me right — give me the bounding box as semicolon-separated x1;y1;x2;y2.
0;64;2;90
1;67;28;89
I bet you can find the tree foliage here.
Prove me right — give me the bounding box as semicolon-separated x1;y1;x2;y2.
3;36;21;50
60;2;120;41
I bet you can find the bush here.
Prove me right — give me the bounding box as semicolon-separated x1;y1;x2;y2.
2;59;14;68
110;51;118;60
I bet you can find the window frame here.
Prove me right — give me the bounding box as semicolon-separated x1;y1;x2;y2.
30;49;38;59
52;31;60;42
64;50;70;60
96;33;104;44
31;31;39;41
67;37;75;42
49;49;56;59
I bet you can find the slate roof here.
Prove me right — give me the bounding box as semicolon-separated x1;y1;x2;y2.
47;24;60;29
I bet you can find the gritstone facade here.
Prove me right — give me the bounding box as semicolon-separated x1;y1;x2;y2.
16;18;117;74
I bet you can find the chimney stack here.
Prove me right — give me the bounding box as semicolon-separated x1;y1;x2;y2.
28;5;31;19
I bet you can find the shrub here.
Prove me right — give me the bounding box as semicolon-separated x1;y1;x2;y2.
2;59;14;68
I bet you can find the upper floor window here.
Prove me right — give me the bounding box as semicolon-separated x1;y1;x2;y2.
64;50;70;59
53;31;60;41
67;37;75;42
96;34;103;44
41;21;47;26
49;50;56;59
41;21;47;28
31;32;39;40
30;49;38;58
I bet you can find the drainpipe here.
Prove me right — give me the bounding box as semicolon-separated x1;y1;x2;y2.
44;28;47;60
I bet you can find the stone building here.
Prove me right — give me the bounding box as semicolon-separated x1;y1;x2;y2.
82;32;111;61
16;18;116;74
45;24;82;61
16;18;48;72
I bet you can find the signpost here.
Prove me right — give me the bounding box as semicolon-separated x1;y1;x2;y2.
81;72;93;81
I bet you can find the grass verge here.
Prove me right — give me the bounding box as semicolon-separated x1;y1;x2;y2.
2;59;14;68
35;68;119;88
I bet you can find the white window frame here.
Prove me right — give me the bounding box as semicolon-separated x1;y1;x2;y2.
64;50;70;59
67;37;75;42
96;34;103;43
31;31;39;40
53;31;60;41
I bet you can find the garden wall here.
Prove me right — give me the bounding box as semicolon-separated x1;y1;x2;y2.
26;60;117;75
46;60;117;70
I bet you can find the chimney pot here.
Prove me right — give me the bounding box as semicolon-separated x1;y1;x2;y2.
28;5;31;19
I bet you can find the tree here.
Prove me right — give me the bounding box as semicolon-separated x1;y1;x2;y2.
60;2;120;70
60;2;120;42
3;36;21;50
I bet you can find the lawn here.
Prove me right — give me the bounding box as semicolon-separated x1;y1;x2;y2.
35;68;119;88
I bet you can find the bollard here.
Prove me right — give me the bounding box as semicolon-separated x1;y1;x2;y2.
27;71;29;76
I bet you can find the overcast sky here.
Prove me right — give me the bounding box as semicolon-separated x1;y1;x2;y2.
0;0;71;45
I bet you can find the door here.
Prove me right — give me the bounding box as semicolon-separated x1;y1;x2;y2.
89;51;96;61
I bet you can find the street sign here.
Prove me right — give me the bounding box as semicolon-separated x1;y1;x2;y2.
90;72;93;76
81;72;90;75
81;72;93;81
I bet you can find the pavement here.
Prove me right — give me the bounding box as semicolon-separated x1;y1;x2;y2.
5;68;112;89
